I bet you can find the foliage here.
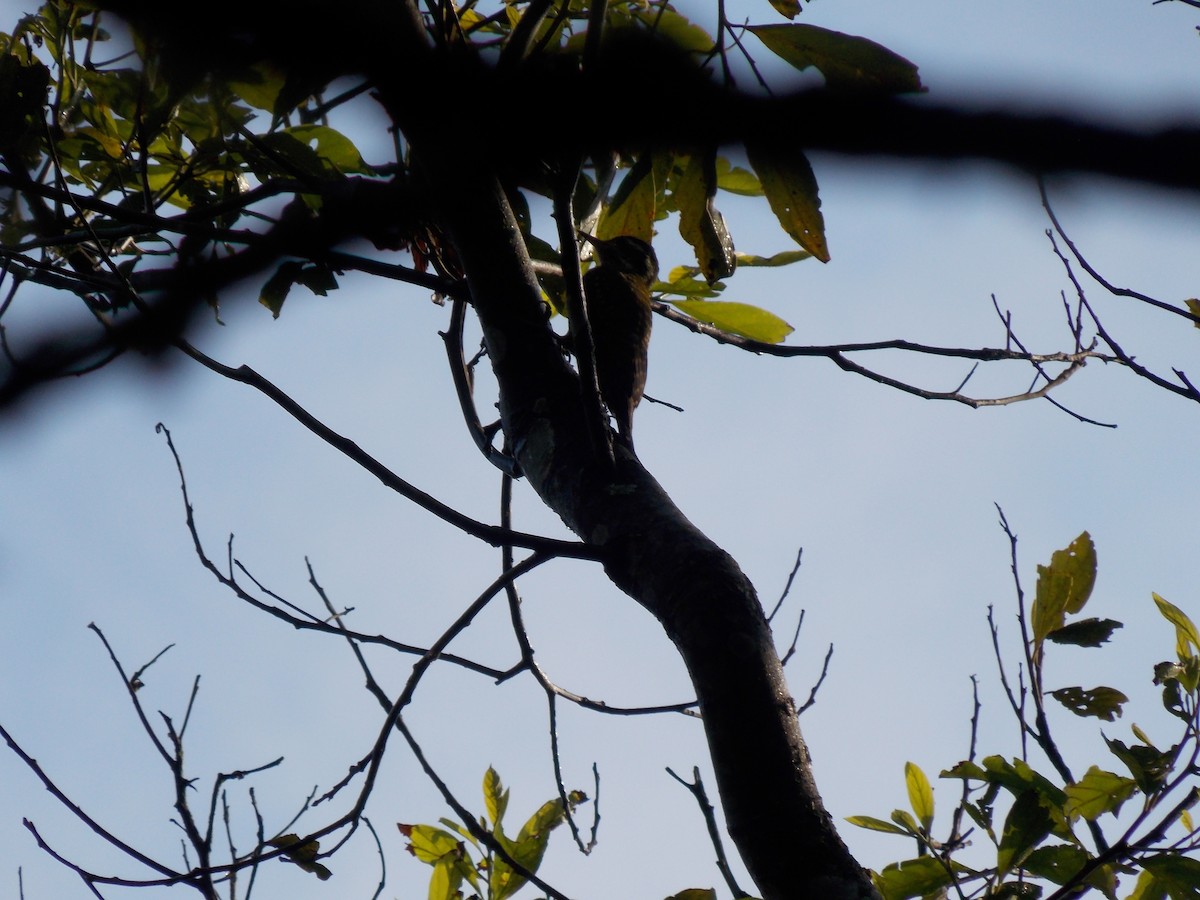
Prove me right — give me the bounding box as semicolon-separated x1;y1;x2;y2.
398;767;585;900
0;0;933;344
3;1;1199;899
849;529;1200;900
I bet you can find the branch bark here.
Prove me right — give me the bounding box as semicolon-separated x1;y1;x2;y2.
395;78;876;894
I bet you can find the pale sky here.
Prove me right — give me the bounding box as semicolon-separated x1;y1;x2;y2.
2;2;1199;898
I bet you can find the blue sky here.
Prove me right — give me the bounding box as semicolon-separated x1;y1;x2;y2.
2;1;1200;898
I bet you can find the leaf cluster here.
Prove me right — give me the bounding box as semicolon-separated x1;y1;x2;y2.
0;0;925;332
850;532;1200;900
398;766;585;900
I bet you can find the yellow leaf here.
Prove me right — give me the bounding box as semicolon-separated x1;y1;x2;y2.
669;300;794;343
904;762;934;830
677;153;736;284
1185;298;1200;329
744;143;830;262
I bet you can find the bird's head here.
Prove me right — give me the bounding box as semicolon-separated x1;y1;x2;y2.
580;233;659;285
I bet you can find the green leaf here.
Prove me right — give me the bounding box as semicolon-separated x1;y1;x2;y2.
632;8;714;53
1049;685;1128;721
600;158;657;243
889;809;921;834
1153;593;1200;659
228;62;286;114
483;766;509;829
1031;532;1097;647
735;249;812;267
997;790;1053;876
1046;617;1123;647
677;153;737;284
846;815;911;836
428;857;460;900
872;857;954;900
253;132;328;179
744;143;830;262
977;756;1068;809
1106;736;1172;794
490;791;578;900
283;124;371;175
1142;855;1200;900
715;157;763;196
941;760;988;782
746;24;924;94
664;890;718;900
904;762;934;831
659;270;724;299
397;823;465;864
1021;843;1090;886
669;299;794;343
1127;869;1171;900
260;261;303;318
258;261;337;318
1064;767;1137;821
296;263;338;296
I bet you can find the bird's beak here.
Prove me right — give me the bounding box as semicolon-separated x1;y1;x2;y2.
577;231;602;249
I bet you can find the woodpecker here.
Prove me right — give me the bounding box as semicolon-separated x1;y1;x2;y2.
579;233;659;449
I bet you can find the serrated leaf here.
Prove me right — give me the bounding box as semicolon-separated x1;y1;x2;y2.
669;299;794;343
1031;532;1097;647
747;24;924;94
845;815;911;835
905;762;934;830
1064;767;1137;821
1050;685;1128;721
744;143;830;262
1153;593;1200;659
1046;617;1123;647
